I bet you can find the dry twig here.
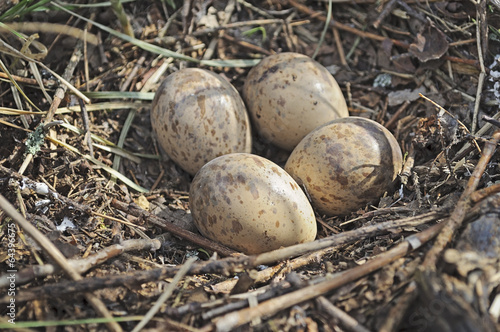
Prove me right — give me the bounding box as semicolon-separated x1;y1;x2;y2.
210;223;445;331
316;296;371;332
0;209;447;303
0;238;162;288
111;198;238;257
0;194;123;332
423;130;500;269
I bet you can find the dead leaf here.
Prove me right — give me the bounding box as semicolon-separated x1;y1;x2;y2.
409;21;449;62
391;53;417;73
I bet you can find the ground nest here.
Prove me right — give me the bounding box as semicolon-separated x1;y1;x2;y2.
0;1;500;331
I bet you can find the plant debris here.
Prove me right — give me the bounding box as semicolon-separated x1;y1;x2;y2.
0;1;499;331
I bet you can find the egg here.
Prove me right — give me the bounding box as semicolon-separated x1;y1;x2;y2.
151;68;252;175
284;117;403;216
189;153;317;254
242;52;349;151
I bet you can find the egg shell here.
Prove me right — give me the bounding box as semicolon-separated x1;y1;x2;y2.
151;68;252;175
284;117;403;216
243;52;349;151
189;153;317;254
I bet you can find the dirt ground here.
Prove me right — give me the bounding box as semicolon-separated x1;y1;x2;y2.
0;0;500;331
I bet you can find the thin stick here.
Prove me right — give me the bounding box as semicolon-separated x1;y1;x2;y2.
0;210;447;303
221;34;272;56
470;182;500;203
0;72;57;87
372;0;398;29
46;40;86;122
253;211;443;266
288;0;409;48
111;198;238;257
482;115;500;128
422;130;500;269
0;194;122;332
131;257;197;332
454;112;500;161
79;98;94;157
0;238;161;288
385;100;410;130
288;0;481;70
211;223;444;331
332;27;348;67
471;1;487;134
210;245;338;294
17;154;33;176
316;297;371;332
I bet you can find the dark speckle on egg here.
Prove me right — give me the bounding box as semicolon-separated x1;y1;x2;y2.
231;220;243;234
247;183;259;200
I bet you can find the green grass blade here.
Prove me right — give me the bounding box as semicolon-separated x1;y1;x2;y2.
51;1;260;68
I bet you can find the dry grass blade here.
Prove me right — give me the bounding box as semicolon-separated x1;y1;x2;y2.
82;91;155;100
0;102;150;115
0;58;43;113
0;194;122;332
109;0;133;37
51;1;261;68
2;22;99;44
0;22;48;60
47;136;149;192
312;0;332;59
111;108;136;182
28;61;53;103
0;37;90;103
59;122;143;163
0;24;53;104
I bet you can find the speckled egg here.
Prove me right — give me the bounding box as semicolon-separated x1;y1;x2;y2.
151;68;252;175
243;52;349;151
189;153;317;254
284;117;403;216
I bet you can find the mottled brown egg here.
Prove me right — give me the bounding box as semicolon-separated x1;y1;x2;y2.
151;68;252;175
284;117;402;216
243;52;349;151
189;153;317;254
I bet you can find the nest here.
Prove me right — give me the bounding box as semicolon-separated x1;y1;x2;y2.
0;1;499;331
